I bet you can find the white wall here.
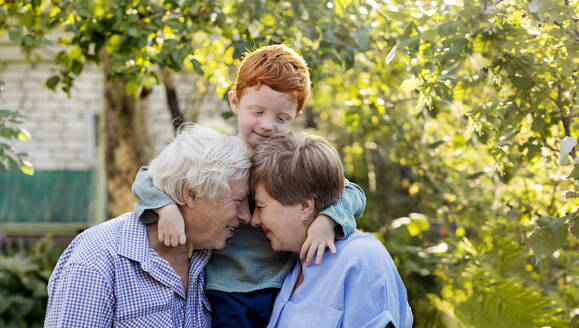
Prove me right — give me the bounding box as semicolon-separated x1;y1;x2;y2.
0;37;234;170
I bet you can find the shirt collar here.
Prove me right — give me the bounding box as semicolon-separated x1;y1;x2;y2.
117;212;150;264
116;212;213;277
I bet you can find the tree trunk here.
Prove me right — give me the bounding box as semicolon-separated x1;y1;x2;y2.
102;53;154;219
161;69;185;132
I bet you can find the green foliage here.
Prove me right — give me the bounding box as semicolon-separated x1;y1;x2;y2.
455;278;565;328
0;81;33;174
308;0;578;326
0;236;62;327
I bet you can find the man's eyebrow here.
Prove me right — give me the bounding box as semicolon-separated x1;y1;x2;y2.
236;189;249;198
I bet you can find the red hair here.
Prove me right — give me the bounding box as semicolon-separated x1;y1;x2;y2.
235;45;311;113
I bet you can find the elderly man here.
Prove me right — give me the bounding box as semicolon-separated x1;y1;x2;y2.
44;125;251;327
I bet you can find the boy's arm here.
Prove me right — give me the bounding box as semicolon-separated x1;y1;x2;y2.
319;179;366;238
132;166;176;223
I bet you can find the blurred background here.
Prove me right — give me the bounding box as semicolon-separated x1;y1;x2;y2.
0;0;577;327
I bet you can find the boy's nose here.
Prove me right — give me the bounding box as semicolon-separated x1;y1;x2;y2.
259;118;273;132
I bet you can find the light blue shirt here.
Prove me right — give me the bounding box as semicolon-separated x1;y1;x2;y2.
268;232;413;328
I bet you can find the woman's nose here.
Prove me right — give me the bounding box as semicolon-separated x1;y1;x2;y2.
250;213;261;227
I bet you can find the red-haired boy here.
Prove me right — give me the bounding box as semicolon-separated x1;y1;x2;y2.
132;45;366;327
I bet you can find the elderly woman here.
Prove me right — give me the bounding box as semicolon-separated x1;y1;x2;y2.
250;133;413;328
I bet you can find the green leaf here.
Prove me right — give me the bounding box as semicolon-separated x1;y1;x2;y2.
529;0;547;14
400;78;420;93
71;60;83;75
20;161;34;175
385;42;398;64
191;59;204;76
125;80;140;99
17;129;30;141
407;213;430;236
422;29;437;42
8;31;23;44
570;218;579;238
456;278;564;328
221;111;234;120
567;164;579;179
350;26;371;51
527;226;568;264
565;191;579;199
0;109;16;119
548;217;566;236
142;75;157;88
45;76;60;90
74;0;93;18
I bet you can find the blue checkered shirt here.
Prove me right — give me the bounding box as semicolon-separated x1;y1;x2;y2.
45;212;212;327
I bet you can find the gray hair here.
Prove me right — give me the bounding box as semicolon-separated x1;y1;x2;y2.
148;124;250;204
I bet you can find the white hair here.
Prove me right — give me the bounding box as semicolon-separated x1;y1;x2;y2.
148;124;250;204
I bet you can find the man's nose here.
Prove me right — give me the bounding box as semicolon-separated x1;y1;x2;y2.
238;199;251;224
250;212;261;227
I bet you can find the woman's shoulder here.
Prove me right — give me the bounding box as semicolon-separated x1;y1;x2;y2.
338;231;386;252
336;232;393;265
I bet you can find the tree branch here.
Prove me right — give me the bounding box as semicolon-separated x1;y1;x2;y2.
550;86;576;159
540;134;558;153
160;69;184;133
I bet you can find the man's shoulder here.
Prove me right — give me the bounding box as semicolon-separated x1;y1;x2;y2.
63;213;134;266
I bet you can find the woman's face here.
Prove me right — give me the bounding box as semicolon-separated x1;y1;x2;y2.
251;183;308;253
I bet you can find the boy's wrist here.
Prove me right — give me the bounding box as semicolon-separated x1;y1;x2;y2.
317;214;337;227
155;203;178;215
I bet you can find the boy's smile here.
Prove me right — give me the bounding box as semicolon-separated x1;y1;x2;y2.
229;85;301;152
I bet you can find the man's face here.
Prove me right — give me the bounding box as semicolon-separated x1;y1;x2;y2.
184;178;251;250
229;85;299;152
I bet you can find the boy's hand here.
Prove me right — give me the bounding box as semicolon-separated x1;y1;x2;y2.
157;204;187;247
300;215;337;266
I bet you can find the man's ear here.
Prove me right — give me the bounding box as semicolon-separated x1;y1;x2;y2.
228;90;239;115
300;198;315;218
182;183;196;208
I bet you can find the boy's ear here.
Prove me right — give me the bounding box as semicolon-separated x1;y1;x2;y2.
295;111;303;119
182;184;196;208
228;90;239;114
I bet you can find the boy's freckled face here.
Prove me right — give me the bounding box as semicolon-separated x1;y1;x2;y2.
230;85;300;152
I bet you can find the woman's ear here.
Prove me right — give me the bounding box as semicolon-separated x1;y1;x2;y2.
182;184;196;208
228;90;239;114
300;198;315;219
